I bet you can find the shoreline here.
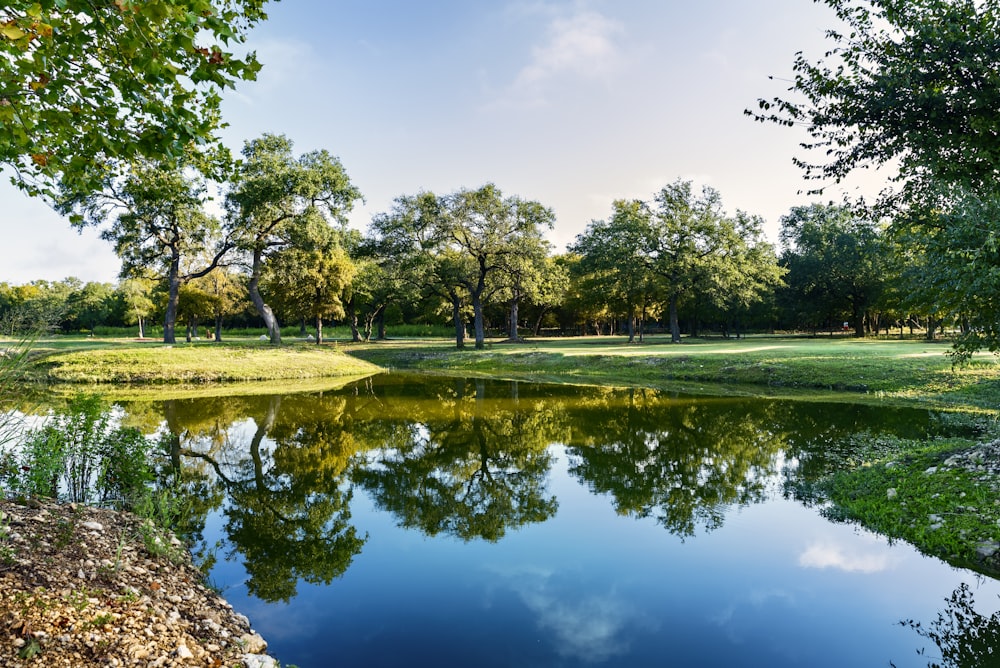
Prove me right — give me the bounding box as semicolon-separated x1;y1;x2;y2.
0;499;277;668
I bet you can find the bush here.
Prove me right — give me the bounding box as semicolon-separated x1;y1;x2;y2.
2;394;155;508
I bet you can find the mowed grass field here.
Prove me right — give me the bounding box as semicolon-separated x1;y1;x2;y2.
11;333;1000;410
347;334;1000;410
16;336;380;384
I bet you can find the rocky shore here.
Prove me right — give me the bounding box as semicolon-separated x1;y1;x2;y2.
0;499;277;668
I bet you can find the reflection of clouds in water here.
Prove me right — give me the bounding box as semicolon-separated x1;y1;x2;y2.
711;588;797;640
798;540;896;574
487;565;655;663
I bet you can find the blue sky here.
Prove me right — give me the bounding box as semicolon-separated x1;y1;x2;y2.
2;0;877;285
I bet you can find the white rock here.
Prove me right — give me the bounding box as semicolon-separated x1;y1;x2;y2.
81;521;104;532
176;644;194;660
886;488;897;500
240;632;268;654
243;654;279;668
924;466;938;475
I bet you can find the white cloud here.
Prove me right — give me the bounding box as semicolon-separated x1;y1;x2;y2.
490;9;626;109
798;541;896;574
515;11;624;87
484;564;655;662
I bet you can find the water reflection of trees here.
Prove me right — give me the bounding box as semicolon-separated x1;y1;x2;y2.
114;375;948;601
898;583;1000;668
157;395;368;603
563;390;785;537
352;379;563;541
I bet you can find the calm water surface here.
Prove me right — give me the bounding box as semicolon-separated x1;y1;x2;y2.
119;374;1000;667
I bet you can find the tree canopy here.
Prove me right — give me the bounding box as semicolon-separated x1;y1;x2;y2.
1;0;268;199
749;0;1000;211
225;133;361;344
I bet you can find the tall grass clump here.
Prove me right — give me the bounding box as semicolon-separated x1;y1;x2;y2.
0;394;155;510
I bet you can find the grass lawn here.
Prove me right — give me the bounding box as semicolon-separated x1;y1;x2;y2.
346;334;1000;411
17;335;380;384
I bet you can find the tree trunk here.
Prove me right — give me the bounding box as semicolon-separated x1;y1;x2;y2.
316;314;323;344
248;248;281;344
507;296;521;342
854;305;865;338
377;311;387;340
669;293;681;343
300;317;307;336
214;314;223;343
532;308;547;336
137;315;145;339
639;303;647;343
451;294;466;350
164;256;181;344
473;295;485;349
347;300;361;342
185;321;192;343
626;314;635;343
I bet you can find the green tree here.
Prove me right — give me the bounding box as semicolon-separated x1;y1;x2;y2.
749;0;1000;211
751;0;1000;353
225;134;361;345
572;200;661;342
490;206;555;342
62;159;231;343
261;222;356;345
67;281;115;334
368;192;473;348
119;277;156;338
893;192;1000;354
445;184;555;350
198;267;246;343
0;0;267;199
701;212;785;338
524;255;571;336
779;204;888;337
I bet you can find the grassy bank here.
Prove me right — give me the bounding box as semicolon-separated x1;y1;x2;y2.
793;435;1000;576
347;335;1000;410
21;338;381;384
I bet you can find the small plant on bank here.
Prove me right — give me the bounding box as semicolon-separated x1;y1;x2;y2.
1;393;156;509
0;512;16;566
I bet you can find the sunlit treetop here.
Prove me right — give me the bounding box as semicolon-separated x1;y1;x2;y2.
0;0;269;199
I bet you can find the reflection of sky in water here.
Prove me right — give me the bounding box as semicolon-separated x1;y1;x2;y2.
798;537;900;573
486;565;657;663
172;379;1000;668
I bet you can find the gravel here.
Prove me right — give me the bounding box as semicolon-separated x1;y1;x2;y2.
0;499;277;667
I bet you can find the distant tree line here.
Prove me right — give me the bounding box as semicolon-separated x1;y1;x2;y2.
1;151;953;346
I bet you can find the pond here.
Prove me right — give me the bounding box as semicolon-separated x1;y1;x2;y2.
116;373;1000;667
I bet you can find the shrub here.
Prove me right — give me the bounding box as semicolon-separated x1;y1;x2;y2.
3;394;155;508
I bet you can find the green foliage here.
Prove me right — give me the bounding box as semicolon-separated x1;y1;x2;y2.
3;394;155;507
750;0;1000;210
572;180;784;342
226;133;362;345
753;0;1000;356
60;156;233;344
0;0;268;199
779;203;889;335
